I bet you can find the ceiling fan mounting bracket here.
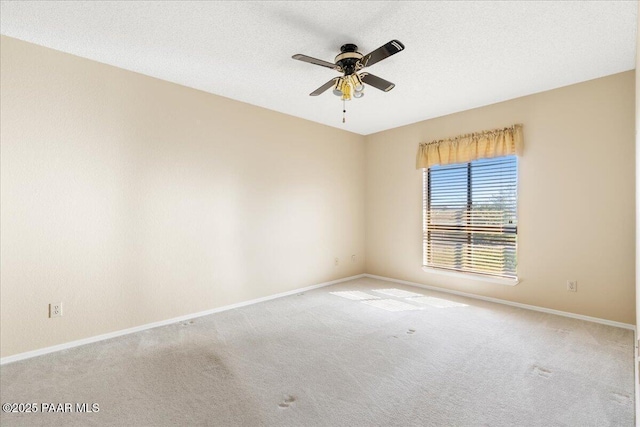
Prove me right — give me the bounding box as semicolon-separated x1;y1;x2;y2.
340;43;359;53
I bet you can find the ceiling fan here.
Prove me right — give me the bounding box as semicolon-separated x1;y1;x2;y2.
292;40;405;103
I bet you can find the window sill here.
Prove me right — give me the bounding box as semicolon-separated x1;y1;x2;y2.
422;267;520;286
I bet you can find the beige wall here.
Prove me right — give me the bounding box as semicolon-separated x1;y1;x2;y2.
0;36;366;358
365;71;636;324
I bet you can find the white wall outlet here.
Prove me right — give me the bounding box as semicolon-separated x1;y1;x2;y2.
351;254;356;262
567;281;577;292
334;257;339;267
49;302;63;318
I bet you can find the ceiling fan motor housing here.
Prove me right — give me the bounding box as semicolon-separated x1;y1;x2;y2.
335;44;363;75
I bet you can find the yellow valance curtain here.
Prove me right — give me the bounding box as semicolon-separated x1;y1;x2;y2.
416;124;523;169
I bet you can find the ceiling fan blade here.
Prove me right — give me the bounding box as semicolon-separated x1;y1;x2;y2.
310;78;338;96
361;73;395;92
361;40;405;68
292;54;338;70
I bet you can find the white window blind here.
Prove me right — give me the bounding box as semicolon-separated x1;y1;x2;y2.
423;156;518;279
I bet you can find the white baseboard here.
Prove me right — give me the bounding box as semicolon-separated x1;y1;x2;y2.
3;272;631;365
0;274;365;365
364;274;635;331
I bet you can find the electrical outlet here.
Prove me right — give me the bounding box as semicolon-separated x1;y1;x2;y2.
566;281;577;292
49;302;62;318
334;257;339;267
351;254;356;262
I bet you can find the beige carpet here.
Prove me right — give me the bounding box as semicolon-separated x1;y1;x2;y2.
0;277;634;426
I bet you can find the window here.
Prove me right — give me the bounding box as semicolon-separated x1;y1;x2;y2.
423;156;517;280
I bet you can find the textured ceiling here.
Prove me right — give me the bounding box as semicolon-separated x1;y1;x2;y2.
0;1;637;135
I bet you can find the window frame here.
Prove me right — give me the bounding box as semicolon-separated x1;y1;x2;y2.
422;156;520;285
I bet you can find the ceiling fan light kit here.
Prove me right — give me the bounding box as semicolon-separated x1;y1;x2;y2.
334;74;365;101
292;40;405;122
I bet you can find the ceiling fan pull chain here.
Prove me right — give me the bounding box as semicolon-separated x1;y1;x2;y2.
343;99;346;123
